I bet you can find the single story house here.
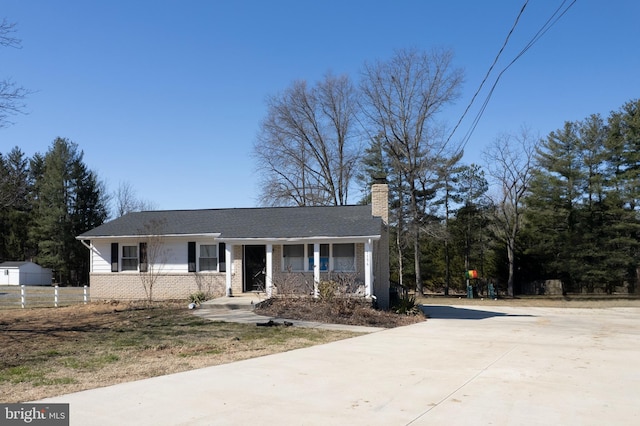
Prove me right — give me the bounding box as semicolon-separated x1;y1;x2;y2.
0;261;53;286
77;183;390;308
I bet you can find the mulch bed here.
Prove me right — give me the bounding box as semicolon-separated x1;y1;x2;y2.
253;297;425;328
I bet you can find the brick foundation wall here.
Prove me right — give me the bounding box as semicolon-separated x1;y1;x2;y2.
89;273;226;301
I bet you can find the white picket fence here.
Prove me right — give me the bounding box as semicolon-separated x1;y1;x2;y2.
0;285;89;309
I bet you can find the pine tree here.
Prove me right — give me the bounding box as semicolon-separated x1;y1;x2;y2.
604;100;640;292
0;147;32;260
30;138;107;284
70;163;109;283
433;151;465;295
357;135;409;287
356;135;389;204
524;109;640;294
573;115;609;291
525;122;584;292
607;99;640;210
451;164;489;292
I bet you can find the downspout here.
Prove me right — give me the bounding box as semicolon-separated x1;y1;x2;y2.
77;239;96;279
79;239;92;250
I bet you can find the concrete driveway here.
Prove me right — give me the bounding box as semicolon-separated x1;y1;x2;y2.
39;304;640;425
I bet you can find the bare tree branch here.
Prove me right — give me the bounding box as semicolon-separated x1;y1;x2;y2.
0;19;21;48
483;126;538;296
360;47;463;294
254;73;361;206
0;18;30;128
114;181;156;217
138;218;170;303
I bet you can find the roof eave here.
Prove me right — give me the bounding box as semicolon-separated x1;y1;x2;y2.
76;234;381;242
76;233;222;240
221;235;382;244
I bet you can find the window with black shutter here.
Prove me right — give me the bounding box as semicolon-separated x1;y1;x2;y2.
121;246;138;271
199;244;217;271
219;243;226;272
188;242;196;272
111;243;119;272
139;242;148;272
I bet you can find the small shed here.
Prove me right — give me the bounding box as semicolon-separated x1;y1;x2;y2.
0;261;52;286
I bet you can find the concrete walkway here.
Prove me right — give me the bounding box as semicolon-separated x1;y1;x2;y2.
37;304;640;425
192;294;385;333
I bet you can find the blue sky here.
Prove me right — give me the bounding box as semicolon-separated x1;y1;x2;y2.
2;0;639;213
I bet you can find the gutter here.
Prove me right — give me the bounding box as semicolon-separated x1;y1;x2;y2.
75;233;222;240
78;239;92;250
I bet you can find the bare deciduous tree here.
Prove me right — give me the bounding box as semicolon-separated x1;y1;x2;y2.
114;181;155;217
483;127;537;297
138;219;170;303
360;48;464;294
254;73;361;206
0;19;30;128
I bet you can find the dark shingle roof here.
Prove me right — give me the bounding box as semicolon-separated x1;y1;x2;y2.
78;205;381;240
0;261;31;267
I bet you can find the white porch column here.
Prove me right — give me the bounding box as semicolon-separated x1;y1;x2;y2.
313;243;320;298
266;244;273;298
225;244;233;296
364;238;373;297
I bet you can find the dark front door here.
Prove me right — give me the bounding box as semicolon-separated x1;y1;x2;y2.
244;245;266;292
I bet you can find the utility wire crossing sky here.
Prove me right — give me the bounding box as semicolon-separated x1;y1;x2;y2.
1;0;638;212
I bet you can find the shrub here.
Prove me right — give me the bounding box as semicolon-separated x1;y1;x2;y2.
393;292;420;315
188;291;207;305
318;281;338;302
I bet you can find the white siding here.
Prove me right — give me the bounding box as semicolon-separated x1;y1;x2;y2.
91;241;112;273
91;237;220;273
0;262;52;285
0;268;19;285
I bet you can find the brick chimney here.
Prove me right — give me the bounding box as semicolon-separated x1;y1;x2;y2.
371;179;390;309
371;180;389;224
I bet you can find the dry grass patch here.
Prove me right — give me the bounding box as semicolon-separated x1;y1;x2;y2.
0;301;360;403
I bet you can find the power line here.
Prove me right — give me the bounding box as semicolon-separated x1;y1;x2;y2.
444;0;529;150
446;0;578;153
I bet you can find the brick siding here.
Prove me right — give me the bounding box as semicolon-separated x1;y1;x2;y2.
89;273;226;301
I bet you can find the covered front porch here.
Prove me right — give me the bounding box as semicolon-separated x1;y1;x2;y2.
223;239;378;299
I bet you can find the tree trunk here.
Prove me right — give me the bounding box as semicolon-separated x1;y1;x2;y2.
414;232;422;294
396;227;403;287
444;238;450;296
507;239;515;297
409;180;423;295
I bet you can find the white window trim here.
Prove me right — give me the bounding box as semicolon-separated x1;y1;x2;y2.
332;243;356;272
282;244;305;272
198;243;219;273
121;245;139;272
281;243;356;273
